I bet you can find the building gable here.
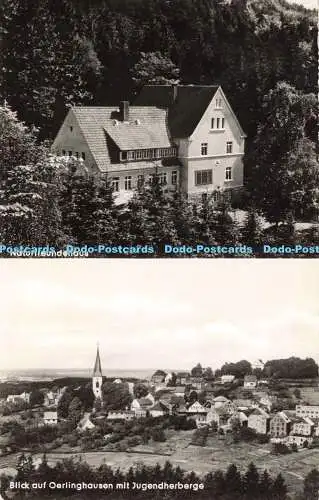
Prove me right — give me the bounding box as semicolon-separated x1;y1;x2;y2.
135;85;220;138
52;108;96;171
191;86;246;145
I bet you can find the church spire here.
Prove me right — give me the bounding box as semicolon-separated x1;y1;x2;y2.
93;344;102;378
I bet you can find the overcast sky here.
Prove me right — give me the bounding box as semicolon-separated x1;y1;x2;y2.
286;0;317;8
0;260;318;371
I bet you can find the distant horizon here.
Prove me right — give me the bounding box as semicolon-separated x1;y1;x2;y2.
1;261;318;371
285;0;317;9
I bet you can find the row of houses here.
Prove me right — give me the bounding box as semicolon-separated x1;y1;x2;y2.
4;387;67;408
151;369;263;390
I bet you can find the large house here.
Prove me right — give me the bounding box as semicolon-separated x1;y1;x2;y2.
52;85;246;202
296;405;319;420
270;411;291;438
248;408;270;435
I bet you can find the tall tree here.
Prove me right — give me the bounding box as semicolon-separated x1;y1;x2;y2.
246;82;317;223
304;469;319;500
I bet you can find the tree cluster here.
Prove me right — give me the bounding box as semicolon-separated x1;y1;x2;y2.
263;357;318;379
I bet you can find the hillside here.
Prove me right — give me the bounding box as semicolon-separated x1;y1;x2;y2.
0;0;316;140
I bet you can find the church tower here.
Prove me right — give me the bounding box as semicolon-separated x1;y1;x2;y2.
92;345;103;399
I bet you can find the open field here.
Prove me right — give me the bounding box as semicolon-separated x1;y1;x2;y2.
0;431;318;495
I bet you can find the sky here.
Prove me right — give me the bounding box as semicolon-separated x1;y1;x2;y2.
286;0;317;8
0;260;318;372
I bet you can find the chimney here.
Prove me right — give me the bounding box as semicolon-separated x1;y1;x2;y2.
119;101;129;122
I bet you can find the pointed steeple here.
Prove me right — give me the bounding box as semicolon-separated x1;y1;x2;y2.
93;344;102;377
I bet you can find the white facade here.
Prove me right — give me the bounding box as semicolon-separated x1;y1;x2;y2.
43;411;58;425
178;88;245;198
296;405;319;419
221;375;235;384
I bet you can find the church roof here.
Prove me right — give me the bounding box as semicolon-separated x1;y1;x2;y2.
93;346;103;377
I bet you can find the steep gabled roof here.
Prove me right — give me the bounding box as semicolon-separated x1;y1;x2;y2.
105;107;171;150
151;401;169;412
249;408;270;418
72;106;172;172
135;85;220;138
93;346;102;378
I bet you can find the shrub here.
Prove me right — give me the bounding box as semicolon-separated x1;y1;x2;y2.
272;442;291;455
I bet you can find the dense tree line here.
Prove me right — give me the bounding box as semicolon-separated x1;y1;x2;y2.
264;357;318;379
220;360;252;378
0;0;316;139
0;0;318;239
0;455;291;499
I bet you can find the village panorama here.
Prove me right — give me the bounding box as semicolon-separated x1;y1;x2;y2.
0;347;319;499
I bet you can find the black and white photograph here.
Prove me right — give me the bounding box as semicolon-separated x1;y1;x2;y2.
0;259;318;498
0;0;318;257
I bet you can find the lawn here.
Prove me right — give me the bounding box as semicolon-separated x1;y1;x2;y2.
0;430;317;496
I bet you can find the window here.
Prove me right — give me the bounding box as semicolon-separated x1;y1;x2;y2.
149;173;155;184
171;170;177;185
201;143;208;155
225;167;232;181
211;118;214;129
75;152;79;159
70;126;73;132
226;141;233;154
216;98;222;108
125;176;132;190
68;151;72;156
195;169;212;186
137;174;144;187
62;149;66;155
221;118;225;129
158;172;167;185
111;177;120;192
216;118;220;129
202;193;207;203
81;152;86;160
121;151;127;161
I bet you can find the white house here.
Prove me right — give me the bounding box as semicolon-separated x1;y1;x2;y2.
221;375;235;384
187;401;207;415
286;435;313;447
107;410;135;421
296;405;319;420
291;417;314;437
244;375;257;389
43;411;58;426
7;393;30;404
52;85;246;203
